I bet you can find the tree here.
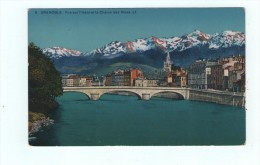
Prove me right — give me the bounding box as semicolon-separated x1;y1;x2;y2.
28;42;63;114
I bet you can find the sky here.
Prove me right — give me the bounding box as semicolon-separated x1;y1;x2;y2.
28;8;245;53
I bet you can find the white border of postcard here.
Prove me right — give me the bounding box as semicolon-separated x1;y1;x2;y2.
0;0;260;165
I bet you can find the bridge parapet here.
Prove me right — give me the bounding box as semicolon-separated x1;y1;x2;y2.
63;86;189;100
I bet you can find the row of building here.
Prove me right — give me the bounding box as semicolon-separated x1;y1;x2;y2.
61;53;245;92
188;55;245;92
62;68;163;87
62;68;147;87
62;74;105;87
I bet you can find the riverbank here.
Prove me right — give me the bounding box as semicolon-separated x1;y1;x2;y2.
28;99;60;138
189;89;245;107
29;112;54;137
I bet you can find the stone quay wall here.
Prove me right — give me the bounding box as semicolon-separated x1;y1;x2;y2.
189;89;245;107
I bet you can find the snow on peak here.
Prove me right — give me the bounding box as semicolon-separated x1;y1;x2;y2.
209;31;245;49
222;30;240;35
85;41;126;58
187;30;211;41
130;38;154;52
43;47;83;59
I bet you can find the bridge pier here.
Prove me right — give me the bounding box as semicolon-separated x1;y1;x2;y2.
90;93;100;100
142;93;150;100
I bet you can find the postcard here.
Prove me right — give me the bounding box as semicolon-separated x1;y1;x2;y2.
27;8;246;146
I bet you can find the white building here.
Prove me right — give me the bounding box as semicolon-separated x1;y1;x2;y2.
135;78;159;87
188;59;217;89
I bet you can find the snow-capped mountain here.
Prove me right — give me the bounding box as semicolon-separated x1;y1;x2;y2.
47;30;245;74
86;41;125;58
43;30;245;61
45;30;245;74
209;31;245;49
43;47;83;59
85;30;245;58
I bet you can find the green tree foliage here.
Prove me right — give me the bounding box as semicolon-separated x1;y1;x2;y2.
29;42;63;114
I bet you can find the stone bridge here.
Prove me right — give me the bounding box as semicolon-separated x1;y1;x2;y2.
63;86;190;100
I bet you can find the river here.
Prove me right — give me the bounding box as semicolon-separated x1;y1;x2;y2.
29;92;245;146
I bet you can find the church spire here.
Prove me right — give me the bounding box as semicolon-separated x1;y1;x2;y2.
163;52;173;72
166;52;173;65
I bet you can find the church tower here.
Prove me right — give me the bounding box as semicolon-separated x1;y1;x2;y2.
163;52;173;72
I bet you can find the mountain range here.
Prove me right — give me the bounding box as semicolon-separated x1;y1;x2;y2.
42;30;245;75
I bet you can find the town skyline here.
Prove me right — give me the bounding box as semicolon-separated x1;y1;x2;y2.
61;53;245;94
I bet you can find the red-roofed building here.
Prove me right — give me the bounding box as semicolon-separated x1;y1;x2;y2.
124;68;144;86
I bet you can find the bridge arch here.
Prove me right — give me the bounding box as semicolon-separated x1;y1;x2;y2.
63;91;91;99
150;91;185;100
99;90;142;100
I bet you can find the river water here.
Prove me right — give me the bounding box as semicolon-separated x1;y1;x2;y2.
30;92;245;146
